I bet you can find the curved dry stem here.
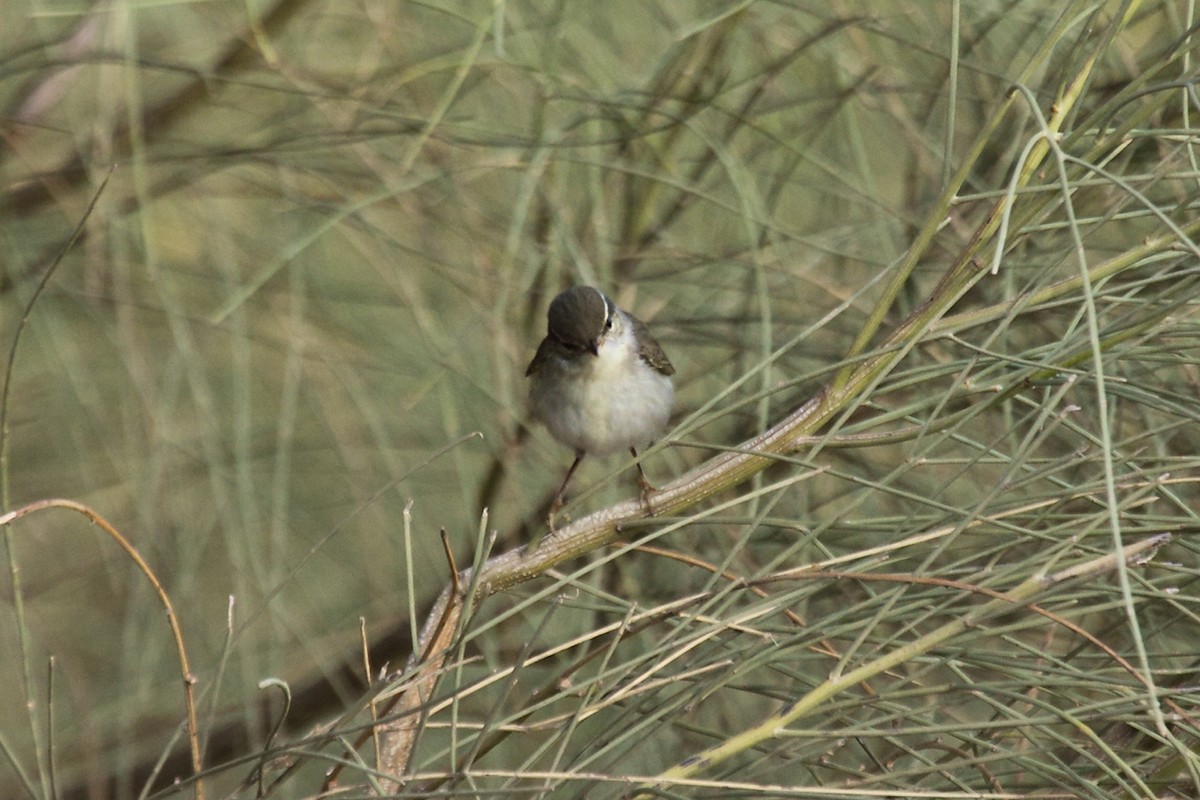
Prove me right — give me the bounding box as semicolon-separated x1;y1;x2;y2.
0;499;204;800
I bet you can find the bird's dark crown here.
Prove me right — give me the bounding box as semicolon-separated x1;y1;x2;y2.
547;286;612;350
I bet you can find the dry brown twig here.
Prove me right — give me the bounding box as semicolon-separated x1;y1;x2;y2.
0;499;205;800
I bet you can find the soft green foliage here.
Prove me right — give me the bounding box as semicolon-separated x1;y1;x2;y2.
2;1;1199;798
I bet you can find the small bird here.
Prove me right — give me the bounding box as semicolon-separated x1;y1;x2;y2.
526;286;675;525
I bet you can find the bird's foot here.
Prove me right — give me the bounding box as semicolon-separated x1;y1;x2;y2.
630;448;661;516
637;474;658;516
547;494;566;532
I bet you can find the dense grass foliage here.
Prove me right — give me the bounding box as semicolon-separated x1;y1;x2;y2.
2;2;1199;798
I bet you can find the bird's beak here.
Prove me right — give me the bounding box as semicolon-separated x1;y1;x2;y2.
587;340;599;356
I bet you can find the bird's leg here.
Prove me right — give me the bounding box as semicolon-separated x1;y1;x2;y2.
549;451;584;530
631;447;658;514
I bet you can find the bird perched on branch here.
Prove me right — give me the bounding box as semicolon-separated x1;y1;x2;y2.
526;286;675;527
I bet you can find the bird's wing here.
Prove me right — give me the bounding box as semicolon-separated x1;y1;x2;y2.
631;315;675;376
525;336;557;376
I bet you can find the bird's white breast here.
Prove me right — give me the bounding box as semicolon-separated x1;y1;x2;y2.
530;311;673;456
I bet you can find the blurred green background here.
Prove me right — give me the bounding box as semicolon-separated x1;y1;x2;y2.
3;1;1200;798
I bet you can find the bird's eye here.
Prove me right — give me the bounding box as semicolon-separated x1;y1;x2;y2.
603;316;613;331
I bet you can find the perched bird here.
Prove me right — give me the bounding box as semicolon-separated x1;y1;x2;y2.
526;286;675;525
